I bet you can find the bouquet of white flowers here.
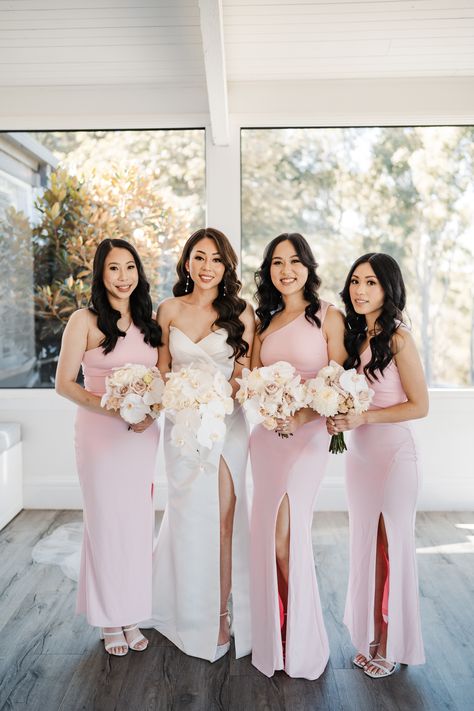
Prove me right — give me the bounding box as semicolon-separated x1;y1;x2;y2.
305;360;374;453
236;360;310;436
101;363;165;424
162;364;234;458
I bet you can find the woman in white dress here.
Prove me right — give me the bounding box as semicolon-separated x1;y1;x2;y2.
151;227;255;661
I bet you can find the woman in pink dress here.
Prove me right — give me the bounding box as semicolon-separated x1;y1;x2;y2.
56;238;161;656
249;233;346;680
329;252;428;678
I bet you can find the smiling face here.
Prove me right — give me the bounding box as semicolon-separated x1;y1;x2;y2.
186;236;226;291
269;239;309;297
102;247;139;301
349;261;385;319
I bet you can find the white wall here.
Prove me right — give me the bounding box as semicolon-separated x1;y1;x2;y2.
1;77;474;510
0;388;473;511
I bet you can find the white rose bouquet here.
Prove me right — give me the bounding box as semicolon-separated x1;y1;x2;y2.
162;364;234;458
236;360;310;436
305;360;374;453
101;363;165;424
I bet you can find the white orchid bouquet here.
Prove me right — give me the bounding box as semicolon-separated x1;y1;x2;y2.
236;360;310;436
162;364;234;458
305;360;374;453
101;363;165;424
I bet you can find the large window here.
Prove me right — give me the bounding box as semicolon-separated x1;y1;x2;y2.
0;129;205;387
241;127;474;388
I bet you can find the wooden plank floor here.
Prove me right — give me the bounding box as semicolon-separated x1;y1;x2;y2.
1;510;473;710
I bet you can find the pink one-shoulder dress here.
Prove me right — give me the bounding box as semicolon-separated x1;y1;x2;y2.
344;341;425;665
75;323;159;627
250;303;332;680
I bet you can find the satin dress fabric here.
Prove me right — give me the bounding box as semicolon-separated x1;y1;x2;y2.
250;302;332;680
75;323;159;627
150;327;252;661
344;340;425;665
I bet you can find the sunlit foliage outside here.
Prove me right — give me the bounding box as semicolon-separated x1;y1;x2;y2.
242;127;474;387
0;130;205;387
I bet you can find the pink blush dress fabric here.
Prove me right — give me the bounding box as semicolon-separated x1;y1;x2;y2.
344;341;425;665
250;302;331;680
75;323;159;627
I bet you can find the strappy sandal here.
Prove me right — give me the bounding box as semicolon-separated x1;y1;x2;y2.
122;624;149;652
353;640;379;669
364;652;398;678
100;628;128;656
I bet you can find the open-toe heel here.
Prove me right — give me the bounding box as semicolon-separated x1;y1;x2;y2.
100;628;128;657
122;624;148;652
364;653;398;678
353;640;379;669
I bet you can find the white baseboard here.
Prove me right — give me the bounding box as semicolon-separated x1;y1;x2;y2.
22;475;473;512
23;478;169;511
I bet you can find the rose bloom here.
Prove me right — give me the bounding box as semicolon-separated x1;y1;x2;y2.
131;380;147;396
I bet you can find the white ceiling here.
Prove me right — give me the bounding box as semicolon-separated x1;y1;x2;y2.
224;0;474;80
0;0;473;142
0;0;205;87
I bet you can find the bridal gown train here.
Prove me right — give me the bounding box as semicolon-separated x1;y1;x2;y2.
250;302;332;680
344;339;425;665
151;326;251;661
75;323;159;627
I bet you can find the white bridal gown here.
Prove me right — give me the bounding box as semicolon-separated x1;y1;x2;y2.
150;326;252;661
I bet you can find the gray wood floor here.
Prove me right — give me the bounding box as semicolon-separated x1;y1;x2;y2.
0;510;473;711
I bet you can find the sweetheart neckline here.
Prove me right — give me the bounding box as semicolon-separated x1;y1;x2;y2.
169;325;227;346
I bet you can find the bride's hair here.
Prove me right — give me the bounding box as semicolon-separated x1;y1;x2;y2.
173;227;249;360
340;252;406;380
255;233;322;333
89;238;162;354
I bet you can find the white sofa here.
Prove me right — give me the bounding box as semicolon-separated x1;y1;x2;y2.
0;422;23;530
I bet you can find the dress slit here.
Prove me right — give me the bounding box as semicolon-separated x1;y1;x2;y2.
274;492;291;666
150;325;252;663
345;422;424;665
250;301;332;679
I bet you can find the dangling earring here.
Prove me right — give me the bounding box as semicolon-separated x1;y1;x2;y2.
185;272;190;293
222;280;227;297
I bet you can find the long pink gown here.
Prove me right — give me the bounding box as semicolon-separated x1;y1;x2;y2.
75;323;159;627
344;340;425;665
250;302;332;680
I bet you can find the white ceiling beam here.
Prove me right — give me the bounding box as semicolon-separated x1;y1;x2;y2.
199;0;229;146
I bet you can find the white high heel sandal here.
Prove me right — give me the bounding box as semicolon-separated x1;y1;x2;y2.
122;624;149;652
353;640;379;669
213;611;231;662
364;653;398;678
99;629;128;656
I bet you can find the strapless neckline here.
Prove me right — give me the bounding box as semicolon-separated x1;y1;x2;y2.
169;325;227;345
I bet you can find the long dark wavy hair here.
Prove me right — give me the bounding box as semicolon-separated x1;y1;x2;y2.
173;227;248;360
340;252;406;380
89;238;162;354
255;233;322;333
